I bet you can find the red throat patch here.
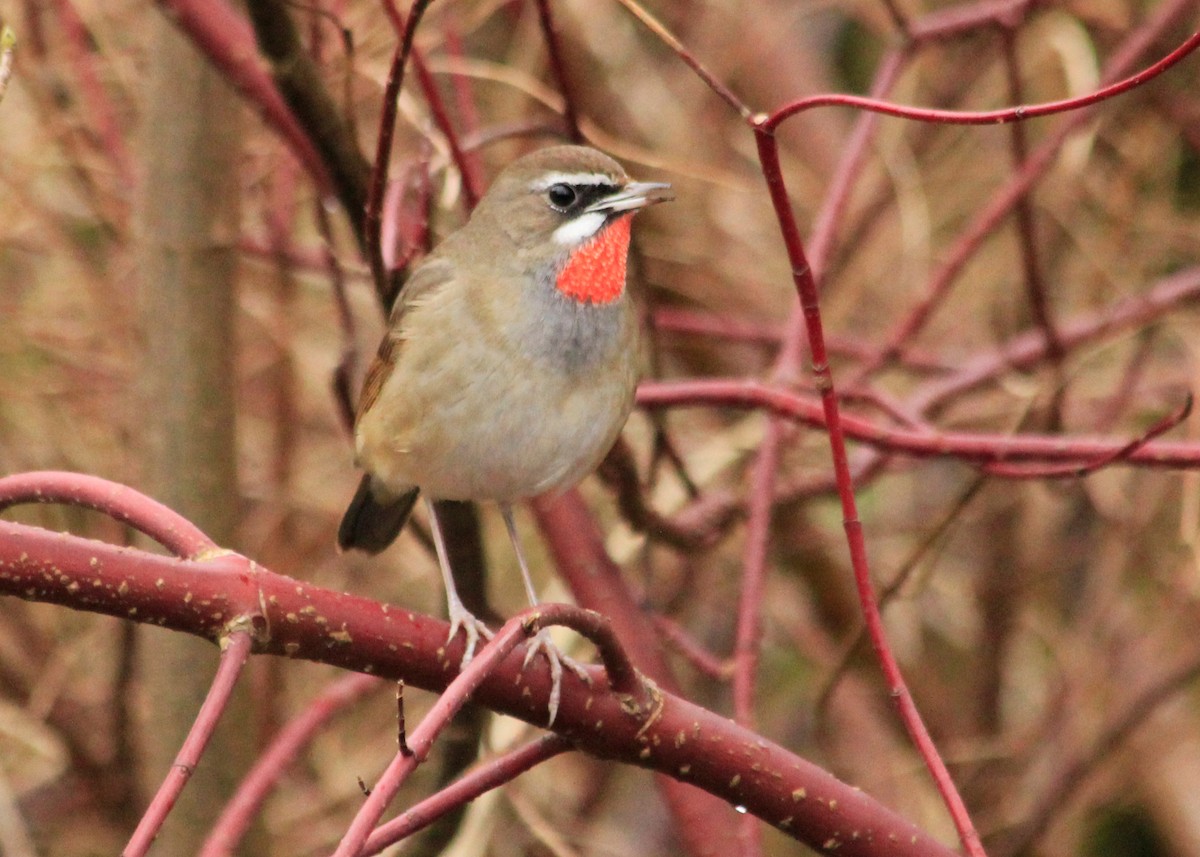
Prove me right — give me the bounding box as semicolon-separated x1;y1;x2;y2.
554;215;632;304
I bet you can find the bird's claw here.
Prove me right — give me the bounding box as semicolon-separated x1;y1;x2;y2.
523;629;591;727
447;607;494;669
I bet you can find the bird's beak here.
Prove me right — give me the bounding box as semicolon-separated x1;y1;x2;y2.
586;181;674;215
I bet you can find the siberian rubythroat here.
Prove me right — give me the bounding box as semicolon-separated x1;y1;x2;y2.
339;145;671;723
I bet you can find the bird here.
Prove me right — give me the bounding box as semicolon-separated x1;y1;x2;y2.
338;145;671;724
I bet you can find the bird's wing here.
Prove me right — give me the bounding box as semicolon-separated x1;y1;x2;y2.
355;257;456;423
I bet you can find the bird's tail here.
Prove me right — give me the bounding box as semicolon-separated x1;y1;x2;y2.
337;475;419;555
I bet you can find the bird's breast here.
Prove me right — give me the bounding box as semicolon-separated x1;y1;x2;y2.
355;276;639;503
553;215;631;305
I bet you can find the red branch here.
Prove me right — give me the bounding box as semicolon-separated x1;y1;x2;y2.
334;604;645;856
914;265;1200;412
983;394;1194;478
0;471;216;558
752;128;987;857
123;631;254;857
638;380;1200;469
331;615;537;857
378;3;482;209
532;490;743;856
534;0;583;142
0;506;958;857
362;735;573;855
760;28;1200;130
199;674;382;857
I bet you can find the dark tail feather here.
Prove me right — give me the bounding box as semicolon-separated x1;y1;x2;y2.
337;475;419;554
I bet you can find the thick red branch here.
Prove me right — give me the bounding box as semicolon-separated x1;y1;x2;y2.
0;515;957;857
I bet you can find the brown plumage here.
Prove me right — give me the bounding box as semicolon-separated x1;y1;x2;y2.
338;145;671;723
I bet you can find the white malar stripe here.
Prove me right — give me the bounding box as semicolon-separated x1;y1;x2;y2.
552;211;606;246
531;172;612;191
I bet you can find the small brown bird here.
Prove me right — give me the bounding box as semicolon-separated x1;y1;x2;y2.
339;145;671;723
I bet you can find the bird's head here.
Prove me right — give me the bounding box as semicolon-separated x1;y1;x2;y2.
467;146;672;304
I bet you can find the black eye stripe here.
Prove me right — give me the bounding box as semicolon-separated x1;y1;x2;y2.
545;182;620;212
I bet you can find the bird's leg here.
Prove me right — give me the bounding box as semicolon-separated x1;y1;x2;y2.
501;503;591;726
425;497;492;667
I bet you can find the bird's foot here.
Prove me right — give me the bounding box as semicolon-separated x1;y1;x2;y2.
447;605;494;669
523;629;592;727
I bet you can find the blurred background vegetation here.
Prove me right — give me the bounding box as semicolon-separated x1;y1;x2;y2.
1;0;1200;855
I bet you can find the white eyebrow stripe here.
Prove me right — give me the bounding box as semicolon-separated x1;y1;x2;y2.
530;172;615;191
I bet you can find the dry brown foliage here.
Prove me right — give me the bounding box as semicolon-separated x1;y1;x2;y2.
2;0;1200;855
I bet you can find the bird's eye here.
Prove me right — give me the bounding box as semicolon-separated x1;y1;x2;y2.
546;183;577;210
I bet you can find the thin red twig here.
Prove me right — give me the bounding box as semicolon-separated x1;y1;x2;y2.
330;618;529;856
913;265;1200;413
610;0;754;120
652;614;731;680
199;674;382;857
408;48;482;207
1000;27;1065;366
442;16;487;189
756;126;986;857
651;307;952;371
639;379;1200;469
123;631;254;857
983;394;1194;478
761;28;1200;130
652;307;783;346
50;0;134;187
908;0;1036;41
315;199;359;434
362;735;573;855
731;417;782;856
0;470;216;558
733;419;782;731
380;1;483;210
332;605;648;857
804;49;910;286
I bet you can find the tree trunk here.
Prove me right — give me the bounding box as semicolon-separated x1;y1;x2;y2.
134;11;261;854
